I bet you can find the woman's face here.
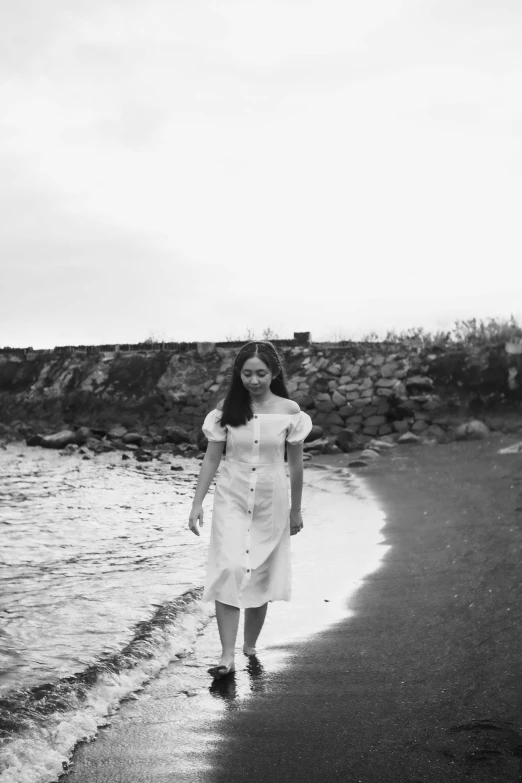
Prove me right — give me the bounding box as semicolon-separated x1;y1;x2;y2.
240;356;273;397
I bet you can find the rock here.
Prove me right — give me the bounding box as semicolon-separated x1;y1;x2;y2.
364;415;387;427
367;439;395;450
426;424;446;441
455;420;490;441
326;363;342;376
163;426;192;445
397;432;422;445
379;434;400;444
26;434;44;447
108;425;127;440
347;459;369;468
331;390;346;406
303;438;329;452
135;452;153;462
171;464;184;471
315;400;336;413
498;442;522;454
121;453;131;460
123;432;143;446
110;439;135;451
360;449;380;459
323;412;345;426
334;429;357;453
305;424;324;442
98;440;117;453
40;430;77;449
61;443;78;455
197;342;215;358
86;438;115;454
405;375;434;392
74;426;92;445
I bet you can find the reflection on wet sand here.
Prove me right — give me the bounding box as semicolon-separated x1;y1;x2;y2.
208;655;267;706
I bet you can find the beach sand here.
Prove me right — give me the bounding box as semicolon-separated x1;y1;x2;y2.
65;432;522;783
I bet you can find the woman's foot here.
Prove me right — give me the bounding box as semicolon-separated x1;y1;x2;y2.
243;644;257;656
208;654;235;679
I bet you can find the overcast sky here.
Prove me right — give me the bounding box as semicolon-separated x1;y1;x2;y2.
1;0;521;348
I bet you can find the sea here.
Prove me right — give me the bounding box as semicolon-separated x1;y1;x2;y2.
0;442;389;783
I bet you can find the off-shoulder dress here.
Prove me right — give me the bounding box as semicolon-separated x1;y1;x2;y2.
201;407;313;608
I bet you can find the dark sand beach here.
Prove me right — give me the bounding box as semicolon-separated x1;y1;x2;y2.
66;431;522;783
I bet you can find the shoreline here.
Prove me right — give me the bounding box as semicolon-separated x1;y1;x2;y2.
45;433;522;781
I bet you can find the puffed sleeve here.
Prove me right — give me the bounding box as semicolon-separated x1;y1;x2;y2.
202;409;228;442
285;411;313;445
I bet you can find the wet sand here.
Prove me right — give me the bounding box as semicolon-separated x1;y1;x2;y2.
65;433;522;783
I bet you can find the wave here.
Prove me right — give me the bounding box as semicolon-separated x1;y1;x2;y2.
0;589;213;783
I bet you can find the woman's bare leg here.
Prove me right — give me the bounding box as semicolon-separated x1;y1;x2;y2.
243;603;268;655
215;600;240;669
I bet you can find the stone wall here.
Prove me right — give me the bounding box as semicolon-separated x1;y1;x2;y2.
0;335;521;451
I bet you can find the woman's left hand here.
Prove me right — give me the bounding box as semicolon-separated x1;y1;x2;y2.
289;509;304;536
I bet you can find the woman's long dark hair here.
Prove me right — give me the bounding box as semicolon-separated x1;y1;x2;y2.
218;341;291;428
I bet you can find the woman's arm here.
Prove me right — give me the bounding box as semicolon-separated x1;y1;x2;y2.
192;442;225;506
189;442;225;536
286;442;304;511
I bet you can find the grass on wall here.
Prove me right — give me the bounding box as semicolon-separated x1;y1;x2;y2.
145;316;522;350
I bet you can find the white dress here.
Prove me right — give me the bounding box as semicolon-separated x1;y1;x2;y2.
201;408;313;609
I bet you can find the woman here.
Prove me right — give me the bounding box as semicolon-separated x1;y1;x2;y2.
188;340;313;679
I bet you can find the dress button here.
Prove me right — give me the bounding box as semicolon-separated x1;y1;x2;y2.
254;415;257;418
247;569;251;573
248;510;251;514
252;467;256;471
255;440;258;443
250;489;253;492
246;550;249;553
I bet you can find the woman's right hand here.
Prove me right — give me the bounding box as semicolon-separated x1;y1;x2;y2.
188;503;204;536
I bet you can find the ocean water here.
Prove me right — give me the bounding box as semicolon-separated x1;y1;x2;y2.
0;443;389;783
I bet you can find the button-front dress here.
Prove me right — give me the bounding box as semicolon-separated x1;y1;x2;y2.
201;408;313;609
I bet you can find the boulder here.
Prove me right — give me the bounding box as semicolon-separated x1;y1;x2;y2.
397;432;422;445
108;425;127;440
123;432;143;446
360;449;380;459
426;424;446;442
163;426;192;445
74;426;92;445
303;438;329;452
367;439;395;451
405;375;434;391
498;442;522;454
455;420;490;441
331;390;346;406
305;424;324;442
60;443;78;455
334;428;357;453
26;434;44;447
40;430;77;449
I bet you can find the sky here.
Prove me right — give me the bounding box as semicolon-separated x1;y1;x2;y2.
1;0;521;349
